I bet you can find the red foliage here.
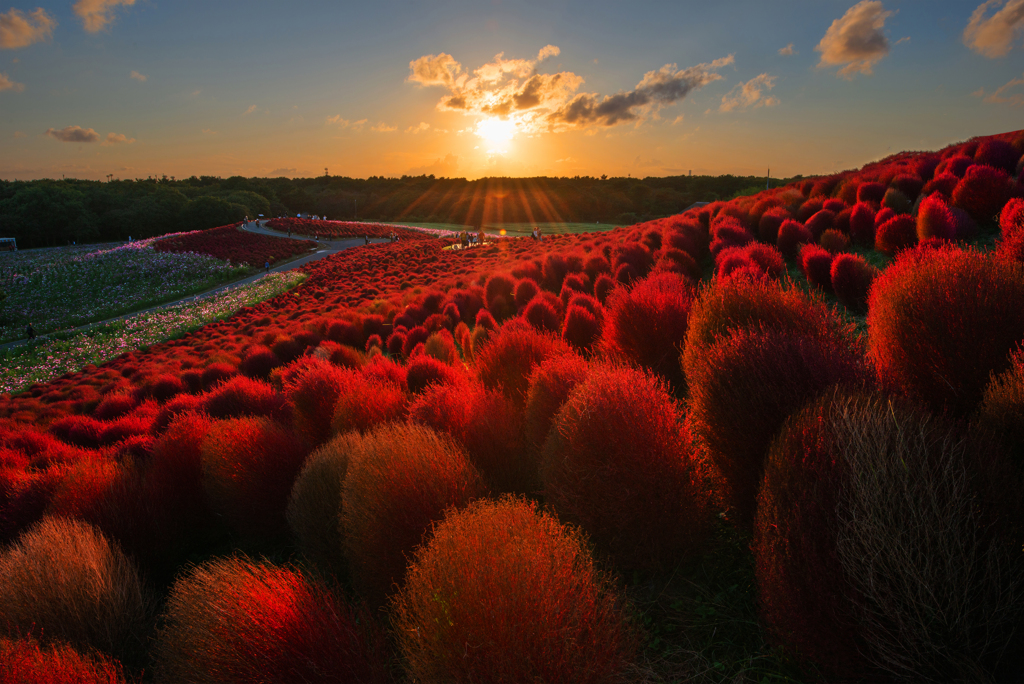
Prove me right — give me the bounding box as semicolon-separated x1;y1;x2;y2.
153;557;387;683
203;375;286;421
200;417;309;538
951;164;1013;221
917;194;956;241
267;217;428;240
875;214;918;255
523;294;563;333
776;219;812;259
393;496;636;683
758;206;791;244
0;637;127;684
798;243;834;292
330;372;409;436
999;197;1024;238
867;245;1024;416
154;224;316;265
541;365;712;570
475;323;572;409
804;209;835;240
830;253;878;314
974;138;1019;174
857;181;886;204
283;357;351;447
405;354;465;394
513;277;540;308
562;295;605;352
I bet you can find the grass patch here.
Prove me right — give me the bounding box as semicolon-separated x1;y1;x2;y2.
0;272;305;395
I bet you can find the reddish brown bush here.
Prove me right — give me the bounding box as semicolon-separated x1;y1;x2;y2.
600;271;695;393
406;354;465;394
153;556;386;683
201;417;309;539
775;219;812;259
341;423;485;605
523;294;563;333
392;496;636;683
916;193;956;241
409;381;530;493
757;206;790;244
238;345;279;379
523;352;590;454
93;394;137;421
283;357;350;447
975;138;1019;174
830;253;878;314
203;375;285;421
513;277;540;308
804;209;835;240
882;187;912;214
875;214;918;254
0;637;127;684
0;517;148;661
798;243;834;292
687;327;866;526
542;365;712;570
1000;197;1024;238
952;164;1013;221
475;323;572;409
867;245;1024;415
857;182;886;203
561;297;604;352
849;201;877;247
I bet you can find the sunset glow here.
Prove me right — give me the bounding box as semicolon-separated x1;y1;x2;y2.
476;118;517;153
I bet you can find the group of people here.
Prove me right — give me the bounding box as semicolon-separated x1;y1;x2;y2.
531;227;544;241
457;230;486;249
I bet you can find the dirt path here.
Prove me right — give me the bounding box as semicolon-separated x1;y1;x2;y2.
0;222;385;351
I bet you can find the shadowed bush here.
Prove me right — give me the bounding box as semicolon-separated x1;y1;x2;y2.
201;417;309;539
687;326;866;526
409;381;530;494
757;392;1024;681
562;295;604;353
203;375;286;421
523;294;563;333
286;431;363;575
857;181;886;204
238;345;280;379
392;496;637;684
341;423;486;606
804;209;835;240
830;253;878;314
1000;197;1024;238
406;354;465;394
153;556;386;684
0;517;148;662
952;164;1013;222
776;219;812;259
0;637;127;684
798;243;834;292
867;245;1024;416
882;187;912;214
917;193;956;241
283;357;350;448
980;347;1024;466
600;271;695;394
541;365;713;570
475;323;572;409
875;214;917;254
513;277;540;308
523;352;591;454
849;201;877;247
975;138;1020;174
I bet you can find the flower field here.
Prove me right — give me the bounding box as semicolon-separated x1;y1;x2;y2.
153;224;318;266
266;217;434;240
1;129;1023;683
0;239;251;344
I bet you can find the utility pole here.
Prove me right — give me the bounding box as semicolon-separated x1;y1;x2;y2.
325;167;328;178
106;174;113;183
354;198;357;220
767;167;770;190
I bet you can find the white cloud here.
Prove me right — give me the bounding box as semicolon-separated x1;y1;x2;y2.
964;0;1024;58
779;43;796;55
130;70;146;82
537;44;560;61
0;8;56;50
0;71;25;92
46;125;101;143
73;0;135;33
719;73;779;112
816;1;894;78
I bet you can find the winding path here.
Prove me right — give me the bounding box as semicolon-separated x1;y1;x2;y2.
0;221;386;350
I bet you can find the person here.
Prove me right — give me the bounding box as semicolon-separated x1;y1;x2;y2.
478;229;485;245
26;323;35;340
531;227;538;240
265;260;270;274
365;235;370;245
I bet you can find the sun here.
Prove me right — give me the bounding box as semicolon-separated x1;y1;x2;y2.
476;117;517;151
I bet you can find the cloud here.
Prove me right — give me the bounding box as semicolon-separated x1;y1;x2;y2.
671;114;685;125
977;72;1024;105
405;122;430;134
103;132;135;144
537;44;560;61
549;55;734;127
816;0;894;78
406;152;459;177
201;128;218;135
719;73;779;112
0;8;56;49
779;43;796;55
0;71;25;92
13;131;26;138
243;104;259;116
326;114;350;126
964;0;1024;57
371;122;397;132
46;125;101;143
269;167;297;177
130;70;146;82
408;52;465;88
73;0;135;33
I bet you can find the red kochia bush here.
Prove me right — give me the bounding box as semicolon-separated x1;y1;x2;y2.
475;323;572;409
201;417;309;539
776;219;812;259
153;557;386;683
392;496;636;684
756;392;1024;681
798;243;834;292
409;381;530;493
600;271;695;393
849;201;877;247
523;294;563;333
541;365;712;571
0;637;127;684
406;354;465;394
203;375;285;421
867;245;1024;416
523;352;591;454
830;253;878;314
917;194;956;241
687;326;866;526
283;357;350;447
875;214;917;254
562;295;604;352
341;423;485;606
974;138;1019;174
1000;197;1024;238
952;164;1013;221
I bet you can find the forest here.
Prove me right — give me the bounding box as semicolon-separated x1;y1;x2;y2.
0;172;791;249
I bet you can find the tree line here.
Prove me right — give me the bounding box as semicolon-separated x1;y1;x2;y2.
0;172;797;249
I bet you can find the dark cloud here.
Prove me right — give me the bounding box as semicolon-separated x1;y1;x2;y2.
45;125;101;143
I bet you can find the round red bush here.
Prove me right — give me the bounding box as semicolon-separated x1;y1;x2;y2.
392;496;636;684
283;357;351;447
776;219;812;260
475;323;572;409
523;295;562;334
804;209;835;240
203;375;285;421
916;194;956;241
830;253;878;314
153;557;386;683
951;164;1013;221
406;354;465;395
867;245;1024;416
974;138;1019;174
875;214;918;254
541;365;712;570
513;277;540;308
857;181;886;204
798;243;834;292
341;423;485;606
523;352;590;454
999;197;1024;238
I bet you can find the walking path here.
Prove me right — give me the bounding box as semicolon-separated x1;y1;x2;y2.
0;221;385;351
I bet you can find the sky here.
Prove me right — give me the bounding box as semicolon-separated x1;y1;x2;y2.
0;0;1022;181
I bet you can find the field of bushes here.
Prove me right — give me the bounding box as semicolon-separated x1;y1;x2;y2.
1;130;1023;683
153;224;318;266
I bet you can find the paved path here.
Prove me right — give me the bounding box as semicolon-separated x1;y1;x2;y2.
1;222;385;351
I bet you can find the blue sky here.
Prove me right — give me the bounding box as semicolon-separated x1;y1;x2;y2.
1;0;1022;180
